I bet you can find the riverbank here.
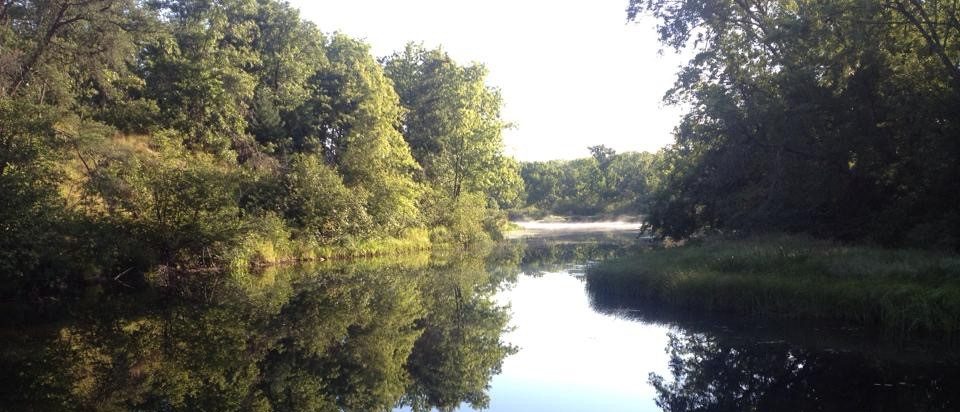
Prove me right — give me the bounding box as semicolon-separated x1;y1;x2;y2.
224;227;434;274
586;234;960;338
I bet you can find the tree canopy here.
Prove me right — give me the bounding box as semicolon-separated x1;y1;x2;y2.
0;0;522;298
632;0;960;248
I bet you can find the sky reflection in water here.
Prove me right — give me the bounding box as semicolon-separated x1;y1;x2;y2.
401;228;960;412
399;227;670;412
488;272;669;412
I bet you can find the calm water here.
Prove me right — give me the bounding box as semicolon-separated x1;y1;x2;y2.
3;227;960;411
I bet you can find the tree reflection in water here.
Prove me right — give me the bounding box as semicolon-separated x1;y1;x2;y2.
579;240;960;412
649;329;960;412
0;248;520;412
516;231;638;276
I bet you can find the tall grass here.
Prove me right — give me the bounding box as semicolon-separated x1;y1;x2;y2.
587;234;960;338
222;223;437;281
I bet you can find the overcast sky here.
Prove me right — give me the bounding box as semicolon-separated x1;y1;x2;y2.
287;0;687;161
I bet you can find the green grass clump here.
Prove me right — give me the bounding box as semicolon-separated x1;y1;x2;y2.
587;234;960;338
224;219;433;281
329;228;433;258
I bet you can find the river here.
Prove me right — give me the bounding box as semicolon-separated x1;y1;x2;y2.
2;224;959;411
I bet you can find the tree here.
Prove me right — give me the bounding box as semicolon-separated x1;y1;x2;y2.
518;148;663;217
140;0;259;155
247;0;326;153
633;0;960;247
287;35;423;235
0;0;149;295
0;100;66;296
383;44;522;209
0;0;529;300
0;0;144;102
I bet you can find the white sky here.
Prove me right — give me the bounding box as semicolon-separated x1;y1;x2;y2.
287;0;687;161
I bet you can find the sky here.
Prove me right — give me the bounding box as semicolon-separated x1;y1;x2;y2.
287;0;687;161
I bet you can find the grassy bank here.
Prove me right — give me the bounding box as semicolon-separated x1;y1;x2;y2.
223;226;456;276
222;220;513;277
587;235;960;338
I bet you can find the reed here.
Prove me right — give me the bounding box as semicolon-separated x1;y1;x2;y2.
587;234;960;338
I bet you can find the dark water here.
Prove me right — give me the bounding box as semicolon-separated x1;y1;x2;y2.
3;229;959;411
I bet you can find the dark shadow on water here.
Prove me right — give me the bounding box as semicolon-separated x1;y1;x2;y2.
588;283;960;411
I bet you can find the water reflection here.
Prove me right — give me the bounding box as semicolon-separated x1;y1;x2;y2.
6;230;960;411
1;250;518;412
645;329;960;411
588;276;960;412
471;231;669;412
518;231;638;276
401;253;518;412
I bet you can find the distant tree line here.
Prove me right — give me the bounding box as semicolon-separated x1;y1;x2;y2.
517;145;662;217
0;0;522;298
632;0;960;249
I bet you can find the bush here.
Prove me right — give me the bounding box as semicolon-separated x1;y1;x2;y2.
282;154;372;244
89;134;245;265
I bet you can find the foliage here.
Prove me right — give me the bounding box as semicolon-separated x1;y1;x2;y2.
280;153;370;243
383;45;521;205
519;146;663;217
297;34;424;234
383;44;522;237
632;0;960;248
0;0;523;297
0;100;72;296
88;133;246;264
140;0;259;155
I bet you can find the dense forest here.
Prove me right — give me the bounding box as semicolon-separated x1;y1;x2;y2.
632;0;960;249
0;0;522;298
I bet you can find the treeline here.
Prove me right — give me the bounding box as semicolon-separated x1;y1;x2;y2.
632;0;960;249
517;145;662;217
0;0;521;298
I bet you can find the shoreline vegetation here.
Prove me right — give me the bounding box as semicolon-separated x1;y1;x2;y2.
200;227;435;275
587;234;960;339
507;0;960;347
0;0;523;301
515;146;661;221
5;0;960;352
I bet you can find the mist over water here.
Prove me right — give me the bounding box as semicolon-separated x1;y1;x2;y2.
509;221;641;238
